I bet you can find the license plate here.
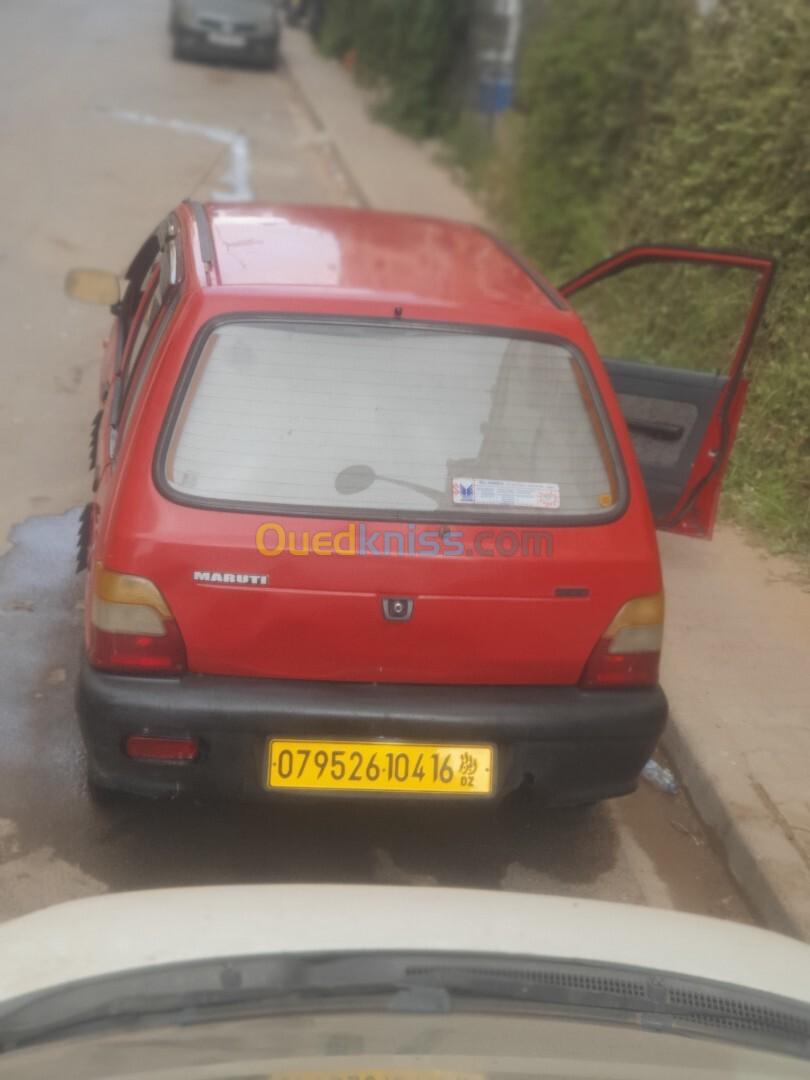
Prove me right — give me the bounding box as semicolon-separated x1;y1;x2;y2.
273;1072;483;1080
267;740;494;796
208;31;247;47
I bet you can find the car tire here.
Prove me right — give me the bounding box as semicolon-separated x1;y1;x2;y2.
501;782;601;818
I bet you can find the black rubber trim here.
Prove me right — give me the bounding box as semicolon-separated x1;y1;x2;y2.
3;950;808;1060
77;660;667;803
152;314;630;528
124;232;160;287
78;660;667;740
184;198;217;270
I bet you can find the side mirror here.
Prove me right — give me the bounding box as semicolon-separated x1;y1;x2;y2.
65;269;121;308
335;464;377;496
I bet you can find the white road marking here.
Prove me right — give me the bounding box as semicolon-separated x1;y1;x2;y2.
111;109;254;201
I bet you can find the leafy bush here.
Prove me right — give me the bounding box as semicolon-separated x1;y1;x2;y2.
317;0;474;137
318;0;810;552
617;0;810;550
510;0;692;276
502;0;810;552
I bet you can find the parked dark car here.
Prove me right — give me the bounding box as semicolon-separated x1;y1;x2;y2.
170;0;282;68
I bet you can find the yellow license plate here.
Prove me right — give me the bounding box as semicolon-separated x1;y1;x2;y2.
272;1072;483;1080
267;740;494;796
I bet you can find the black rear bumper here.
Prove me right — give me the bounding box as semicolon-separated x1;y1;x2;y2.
77;660;667;806
173;26;279;62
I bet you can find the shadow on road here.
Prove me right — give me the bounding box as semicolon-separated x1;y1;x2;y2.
79;793;616;895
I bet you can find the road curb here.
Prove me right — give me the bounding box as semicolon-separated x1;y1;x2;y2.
662;712;810;940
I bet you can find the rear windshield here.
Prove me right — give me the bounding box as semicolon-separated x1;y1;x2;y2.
163;321;620;520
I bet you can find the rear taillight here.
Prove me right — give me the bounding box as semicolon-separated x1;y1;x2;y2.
581;593;664;689
87;566;187;674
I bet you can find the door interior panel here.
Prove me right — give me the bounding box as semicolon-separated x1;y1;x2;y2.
560;245;774;537
604;358;727;520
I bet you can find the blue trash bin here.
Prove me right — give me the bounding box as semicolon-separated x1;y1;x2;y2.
477;74;514;114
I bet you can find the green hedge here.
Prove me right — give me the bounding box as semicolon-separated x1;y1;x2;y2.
506;0;810;552
512;0;692;277
616;0;810;551
318;0;810;553
318;0;474;137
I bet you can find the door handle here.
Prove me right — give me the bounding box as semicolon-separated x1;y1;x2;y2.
627;418;685;442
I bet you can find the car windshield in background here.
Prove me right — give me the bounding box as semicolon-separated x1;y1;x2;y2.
164;321;621;520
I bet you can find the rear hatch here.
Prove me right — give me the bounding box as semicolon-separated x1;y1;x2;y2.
153;318;645;685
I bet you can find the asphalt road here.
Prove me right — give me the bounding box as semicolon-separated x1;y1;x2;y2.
0;0;752;925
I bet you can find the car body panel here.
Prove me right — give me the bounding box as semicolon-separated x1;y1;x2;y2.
93;207;661;685
206;204;561;304
1;885;809;1006
100;501;658;684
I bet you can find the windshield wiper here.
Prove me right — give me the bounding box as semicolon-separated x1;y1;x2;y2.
2;951;809;1061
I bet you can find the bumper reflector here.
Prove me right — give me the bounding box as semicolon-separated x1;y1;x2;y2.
125;735;199;763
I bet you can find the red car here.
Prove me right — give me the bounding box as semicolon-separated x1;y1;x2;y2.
68;204;774;805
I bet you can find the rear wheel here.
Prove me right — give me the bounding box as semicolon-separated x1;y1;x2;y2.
500;781;601;819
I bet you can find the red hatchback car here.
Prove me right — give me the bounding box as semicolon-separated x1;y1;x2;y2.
68;203;774;805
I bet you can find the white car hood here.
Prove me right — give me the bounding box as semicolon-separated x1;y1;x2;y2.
1;884;809;1006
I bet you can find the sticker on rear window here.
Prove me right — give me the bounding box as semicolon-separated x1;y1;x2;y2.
452;478;561;509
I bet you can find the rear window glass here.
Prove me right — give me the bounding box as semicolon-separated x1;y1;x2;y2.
164;322;620;519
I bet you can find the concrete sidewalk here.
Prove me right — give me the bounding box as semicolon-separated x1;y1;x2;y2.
659;530;810;940
282;29;810;940
283;30;484;224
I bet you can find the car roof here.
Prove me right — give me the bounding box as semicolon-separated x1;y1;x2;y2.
196;203;563;312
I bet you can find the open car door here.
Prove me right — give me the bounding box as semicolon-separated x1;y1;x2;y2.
560;246;775;538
